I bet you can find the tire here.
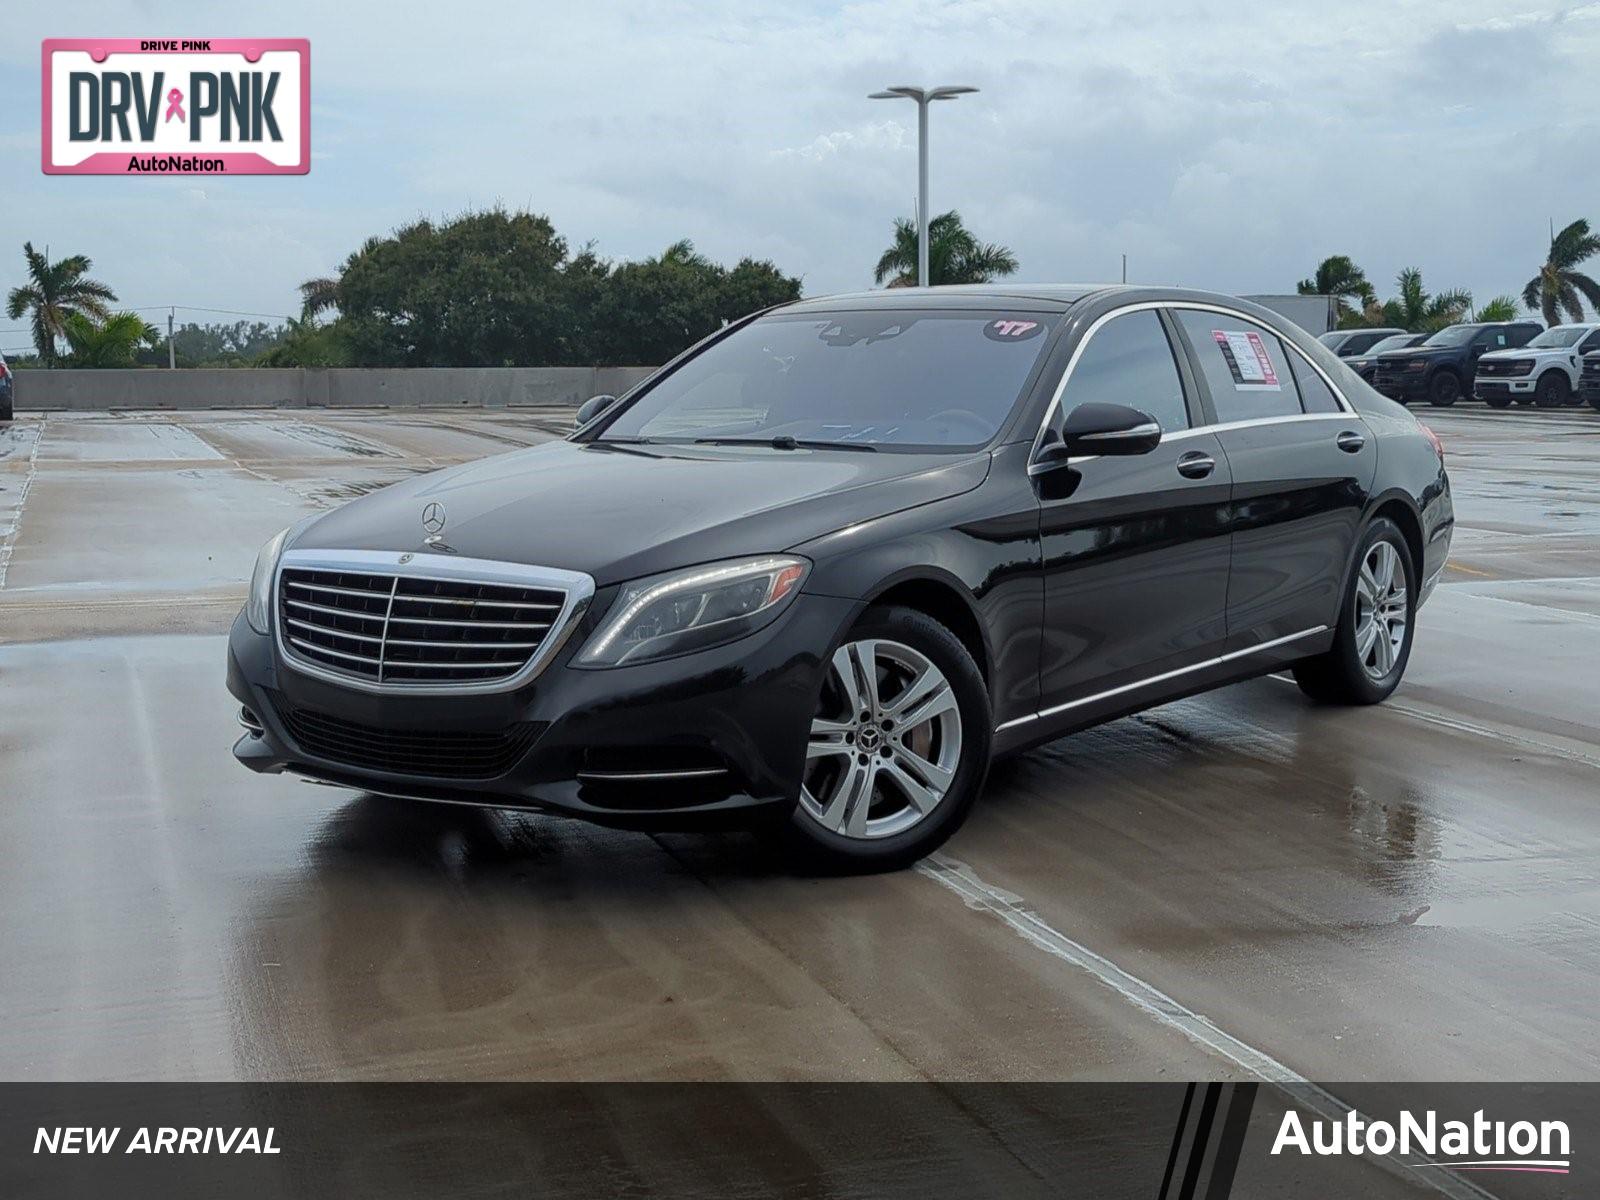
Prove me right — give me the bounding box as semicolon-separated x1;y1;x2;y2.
1426;371;1461;407
1590;392;1600;413
1292;517;1416;705
1482;391;1513;409
778;605;992;873
1534;372;1570;409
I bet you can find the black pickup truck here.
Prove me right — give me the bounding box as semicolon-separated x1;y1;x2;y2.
1371;321;1542;406
1582;352;1600;411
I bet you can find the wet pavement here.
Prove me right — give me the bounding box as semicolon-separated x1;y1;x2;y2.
2;405;1598;1087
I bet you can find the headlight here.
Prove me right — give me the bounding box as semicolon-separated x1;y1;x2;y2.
1406;359;1428;370
244;526;291;634
577;555;809;667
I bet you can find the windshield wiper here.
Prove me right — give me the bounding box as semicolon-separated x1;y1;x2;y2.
693;436;878;452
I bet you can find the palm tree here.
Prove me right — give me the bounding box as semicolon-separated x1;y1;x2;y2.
298;276;340;320
1473;296;1520;322
61;311;159;368
1521;219;1600;326
5;242;117;366
874;211;1018;287
1297;255;1375;321
1379;268;1472;333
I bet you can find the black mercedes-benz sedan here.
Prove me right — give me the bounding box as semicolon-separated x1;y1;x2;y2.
228;285;1453;871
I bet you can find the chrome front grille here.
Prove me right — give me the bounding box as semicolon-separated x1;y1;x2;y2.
274;550;593;692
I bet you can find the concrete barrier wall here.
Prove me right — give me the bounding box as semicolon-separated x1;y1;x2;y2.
15;366;660;412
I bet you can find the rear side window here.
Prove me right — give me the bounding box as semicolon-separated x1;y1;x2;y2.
1580;331;1600;353
1059;310;1190;434
1172;310;1302;422
1508;326;1538;348
1288;354;1342;413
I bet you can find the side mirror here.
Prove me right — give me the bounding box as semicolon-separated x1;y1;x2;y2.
1060;402;1163;456
576;394;619;426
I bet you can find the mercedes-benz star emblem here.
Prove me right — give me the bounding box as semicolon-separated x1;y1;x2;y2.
421;502;447;535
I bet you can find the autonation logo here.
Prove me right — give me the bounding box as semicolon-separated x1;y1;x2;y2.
1273;1109;1571;1176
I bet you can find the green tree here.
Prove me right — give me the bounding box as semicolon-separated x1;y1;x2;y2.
1521;219;1600;326
581;239;802;365
1473;296;1520;322
61;311;158;368
5;242;117;366
1378;268;1473;333
334;209;571;367
255;316;352;367
873;211;1018;287
1297;255;1375;322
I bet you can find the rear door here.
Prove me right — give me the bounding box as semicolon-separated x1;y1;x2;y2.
1169;306;1376;651
1034;307;1233;715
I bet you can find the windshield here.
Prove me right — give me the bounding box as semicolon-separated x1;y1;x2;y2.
598;309;1058;449
1527;327;1585;348
1422;325;1480;347
1366;335;1416;356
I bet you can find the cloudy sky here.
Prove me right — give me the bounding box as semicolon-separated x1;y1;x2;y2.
3;0;1598;349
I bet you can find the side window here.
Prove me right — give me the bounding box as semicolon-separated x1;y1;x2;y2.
1060;310;1189;433
1509;326;1537;348
1579;331;1600;353
1288;354;1343;413
1172;310;1302;422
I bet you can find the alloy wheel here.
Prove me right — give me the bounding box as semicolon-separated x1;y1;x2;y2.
800;638;963;840
1354;541;1408;680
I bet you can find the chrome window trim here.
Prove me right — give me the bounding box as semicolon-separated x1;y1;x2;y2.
273;548;596;696
1030;300;1356;466
995;625;1329;733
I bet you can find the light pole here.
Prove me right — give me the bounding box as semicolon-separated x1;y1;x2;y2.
869;85;978;288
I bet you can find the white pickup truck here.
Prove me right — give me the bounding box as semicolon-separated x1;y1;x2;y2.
1475;323;1600;408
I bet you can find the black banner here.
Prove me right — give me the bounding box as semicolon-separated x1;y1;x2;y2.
1;1083;1589;1198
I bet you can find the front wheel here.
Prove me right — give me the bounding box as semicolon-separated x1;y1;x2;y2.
781;606;991;872
1292;518;1416;705
1535;372;1570;409
1482;391;1513;409
1427;371;1461;407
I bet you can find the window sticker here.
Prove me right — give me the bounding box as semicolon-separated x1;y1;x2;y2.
984;318;1044;342
1211;330;1281;390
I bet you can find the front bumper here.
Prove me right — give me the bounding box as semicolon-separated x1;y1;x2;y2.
227;590;860;828
1474;376;1534;401
1372;369;1427;400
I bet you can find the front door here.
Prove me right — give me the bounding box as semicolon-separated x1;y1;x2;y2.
1036;308;1234;714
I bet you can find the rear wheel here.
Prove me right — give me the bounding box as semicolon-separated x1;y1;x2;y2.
1292;518;1415;705
1427;371;1461;407
1535;372;1570;409
782;606;991;872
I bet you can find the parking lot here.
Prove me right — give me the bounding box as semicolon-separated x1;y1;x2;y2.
2;403;1598;1085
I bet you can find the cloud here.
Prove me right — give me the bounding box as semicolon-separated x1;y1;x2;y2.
1;0;1597;320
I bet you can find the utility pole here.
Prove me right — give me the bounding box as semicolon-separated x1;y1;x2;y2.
1121;254;1127;284
869;85;979;287
167;307;176;369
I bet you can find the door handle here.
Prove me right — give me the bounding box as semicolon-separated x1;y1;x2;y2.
1336;430;1366;454
1176;451;1215;479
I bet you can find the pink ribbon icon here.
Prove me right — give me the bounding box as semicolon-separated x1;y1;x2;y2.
164;88;185;123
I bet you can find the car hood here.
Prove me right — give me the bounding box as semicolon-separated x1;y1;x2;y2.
1376;345;1449;361
1479;347;1549;361
291;438;992;585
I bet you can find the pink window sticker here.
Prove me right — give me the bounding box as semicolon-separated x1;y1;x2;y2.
1211;330;1281;390
984;318;1044;342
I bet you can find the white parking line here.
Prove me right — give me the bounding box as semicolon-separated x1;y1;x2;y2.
916;854;1494;1200
0;414;44;591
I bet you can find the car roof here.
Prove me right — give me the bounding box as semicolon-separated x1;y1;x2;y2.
777;282;1329;316
780;283;1111;314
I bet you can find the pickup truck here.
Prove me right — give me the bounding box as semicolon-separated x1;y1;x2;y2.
1371;321;1543;406
1475;323;1600;408
1581;352;1600;411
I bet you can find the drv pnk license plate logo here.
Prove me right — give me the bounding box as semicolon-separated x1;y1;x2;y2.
42;39;309;175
